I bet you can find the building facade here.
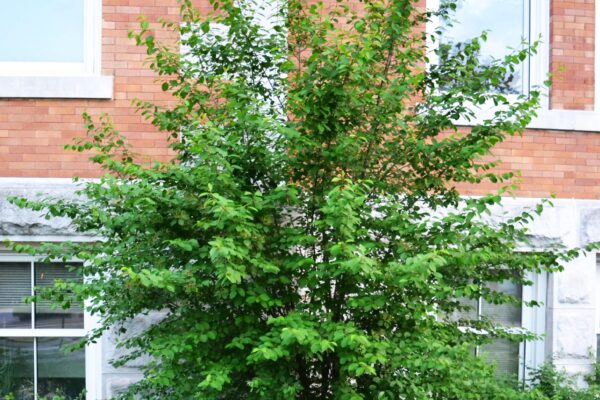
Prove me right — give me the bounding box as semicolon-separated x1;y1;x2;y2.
0;0;599;398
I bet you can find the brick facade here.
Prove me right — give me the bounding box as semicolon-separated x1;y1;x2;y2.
0;0;596;201
0;1;196;178
458;129;600;199
550;0;595;110
0;0;597;201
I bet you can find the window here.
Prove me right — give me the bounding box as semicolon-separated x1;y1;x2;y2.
0;0;100;76
0;0;112;99
0;260;86;400
457;272;547;380
479;280;524;376
440;0;528;94
428;0;549;105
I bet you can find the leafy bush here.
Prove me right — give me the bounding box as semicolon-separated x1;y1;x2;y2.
11;0;597;398
528;362;600;400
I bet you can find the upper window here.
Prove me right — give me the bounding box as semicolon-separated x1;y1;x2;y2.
440;0;528;94
0;0;101;76
429;0;549;105
0;260;86;400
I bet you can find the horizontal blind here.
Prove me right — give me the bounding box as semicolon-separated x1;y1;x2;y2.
0;263;32;329
35;263;83;329
481;280;522;377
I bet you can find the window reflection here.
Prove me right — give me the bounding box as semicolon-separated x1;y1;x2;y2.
441;0;527;94
481;281;523;377
0;337;35;400
37;337;86;400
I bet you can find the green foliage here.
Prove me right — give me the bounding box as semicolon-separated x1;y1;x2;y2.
11;0;595;398
528;362;600;400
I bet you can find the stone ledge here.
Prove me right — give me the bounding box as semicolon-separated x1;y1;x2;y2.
0;178;83;237
0;75;113;99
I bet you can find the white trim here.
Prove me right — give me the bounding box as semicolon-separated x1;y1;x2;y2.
0;329;87;337
0;75;114;99
0;235;98;243
85;309;103;400
520;271;547;381
456;108;600;132
90;0;103;75
425;0;440;67
30;261;35;330
530;0;550;110
0;177;86;184
596;257;600;335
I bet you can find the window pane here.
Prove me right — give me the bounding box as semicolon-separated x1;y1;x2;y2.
0;337;35;400
37;337;86;400
35;263;84;329
481;280;522;377
444;0;525;59
0;0;84;63
441;0;526;93
0;263;32;329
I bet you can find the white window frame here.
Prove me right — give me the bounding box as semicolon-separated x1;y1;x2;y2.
594;253;600;359
0;0;102;77
426;1;600;133
520;271;547;381
0;254;102;400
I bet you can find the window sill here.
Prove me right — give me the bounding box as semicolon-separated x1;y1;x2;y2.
456;108;600;133
0;75;113;99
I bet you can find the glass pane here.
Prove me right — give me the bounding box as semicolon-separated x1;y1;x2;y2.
35;263;84;329
0;263;32;329
37;337;86;400
0;337;35;400
451;297;478;321
441;0;526;93
481;280;522;377
481;339;520;378
0;0;84;62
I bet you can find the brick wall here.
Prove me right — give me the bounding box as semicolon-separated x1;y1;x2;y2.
0;0;196;178
1;0;599;200
458;129;600;199
550;0;595;110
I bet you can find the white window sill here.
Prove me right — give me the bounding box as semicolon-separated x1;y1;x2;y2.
0;75;113;99
456;108;600;133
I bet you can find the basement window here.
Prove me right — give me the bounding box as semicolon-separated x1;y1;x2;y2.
0;260;87;400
